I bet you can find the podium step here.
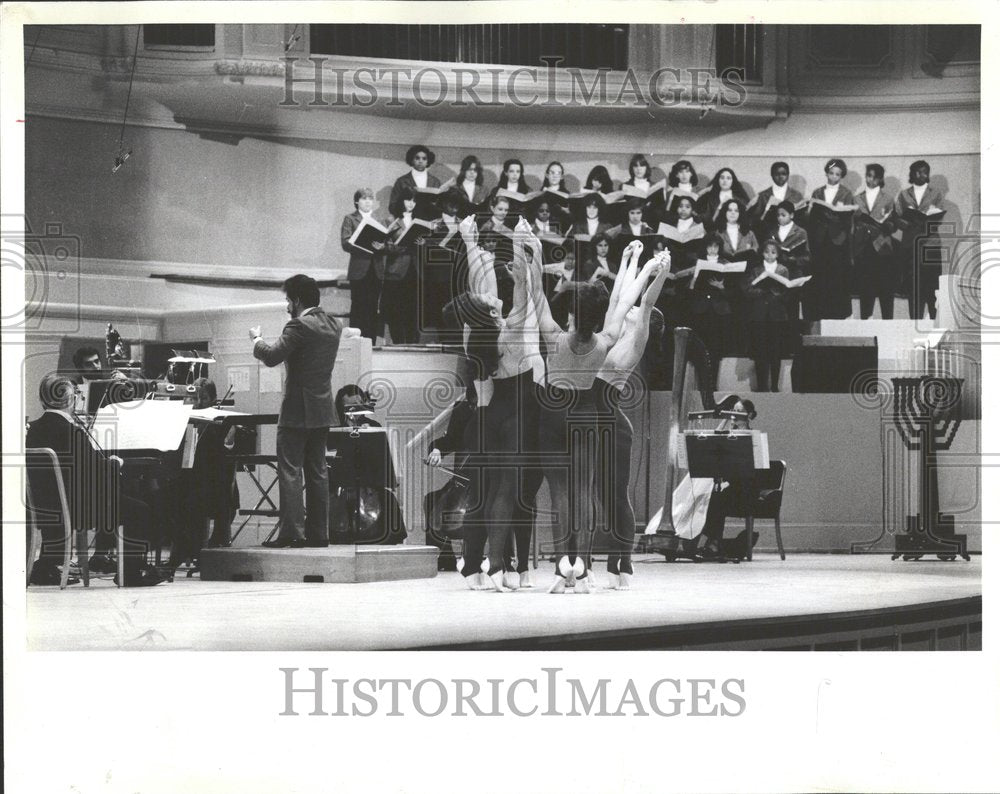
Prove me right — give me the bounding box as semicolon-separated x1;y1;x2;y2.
199;545;438;583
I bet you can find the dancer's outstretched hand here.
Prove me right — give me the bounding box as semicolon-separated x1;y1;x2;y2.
458;215;477;237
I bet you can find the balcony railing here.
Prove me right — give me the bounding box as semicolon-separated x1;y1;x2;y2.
310;24;629;70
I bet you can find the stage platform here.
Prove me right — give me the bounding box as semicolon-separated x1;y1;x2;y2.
199;544;438;584
25;554;981;651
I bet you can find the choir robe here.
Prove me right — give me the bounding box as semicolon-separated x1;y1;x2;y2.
749;185;806;239
893;183;946;319
763;222;811;278
455;181;489;219
389;170;442;220
696;189;750;227
659;220;707;272
805;184;856;320
852;187;897;318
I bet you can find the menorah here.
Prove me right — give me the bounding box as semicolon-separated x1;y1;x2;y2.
890;376;970;561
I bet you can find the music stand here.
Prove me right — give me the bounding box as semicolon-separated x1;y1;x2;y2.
326;428;397;544
685;430;767;560
84;378;156;419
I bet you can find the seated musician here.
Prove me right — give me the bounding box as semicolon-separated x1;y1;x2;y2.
328;384;406;544
335;384;381;428
72;344;126;384
698;395;759;562
168;378;239;568
423;383;477;571
26;373;162;586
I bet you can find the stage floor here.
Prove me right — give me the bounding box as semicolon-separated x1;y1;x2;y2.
24;553;981;651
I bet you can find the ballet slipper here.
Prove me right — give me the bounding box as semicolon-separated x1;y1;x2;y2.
519;570;533;588
615;572;633;591
463;574;480;591
547;575;566;594
488;570;506;592
502;571;520;591
576;571;599;594
607;573;620;590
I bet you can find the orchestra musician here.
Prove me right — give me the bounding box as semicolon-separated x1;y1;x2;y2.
168;378;239;569
423;384;477;572
328;384;406;545
72;345;126;384
697;396;760;561
26;373;163;586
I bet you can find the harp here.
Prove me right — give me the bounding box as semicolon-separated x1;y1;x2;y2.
645;327;718;557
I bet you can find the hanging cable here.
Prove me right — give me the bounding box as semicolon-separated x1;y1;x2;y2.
700;26;719;119
113;26;141;173
25;27;43;68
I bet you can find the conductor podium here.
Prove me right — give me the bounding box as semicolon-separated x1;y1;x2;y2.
200;425;438;583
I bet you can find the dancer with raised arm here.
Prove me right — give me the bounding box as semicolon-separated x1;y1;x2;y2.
500;219;549;588
524;232;659;593
451;215;534;591
593;250;671;589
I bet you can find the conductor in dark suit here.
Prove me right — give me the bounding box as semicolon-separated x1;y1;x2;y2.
251;275;342;548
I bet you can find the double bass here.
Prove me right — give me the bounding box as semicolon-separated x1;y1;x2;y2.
327;422;407;545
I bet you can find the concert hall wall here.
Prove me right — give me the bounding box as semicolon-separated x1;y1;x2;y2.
24;112;979;279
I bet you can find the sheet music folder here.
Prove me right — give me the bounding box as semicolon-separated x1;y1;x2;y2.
92;398;193;452
683;430;769;480
327;428;397;489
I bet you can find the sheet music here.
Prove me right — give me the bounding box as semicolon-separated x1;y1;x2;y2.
92;399;193;451
754;430;770;469
189;407;251;421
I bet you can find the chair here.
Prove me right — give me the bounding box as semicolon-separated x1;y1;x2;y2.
26;447;86;589
26;447;125;588
724;459;787;561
